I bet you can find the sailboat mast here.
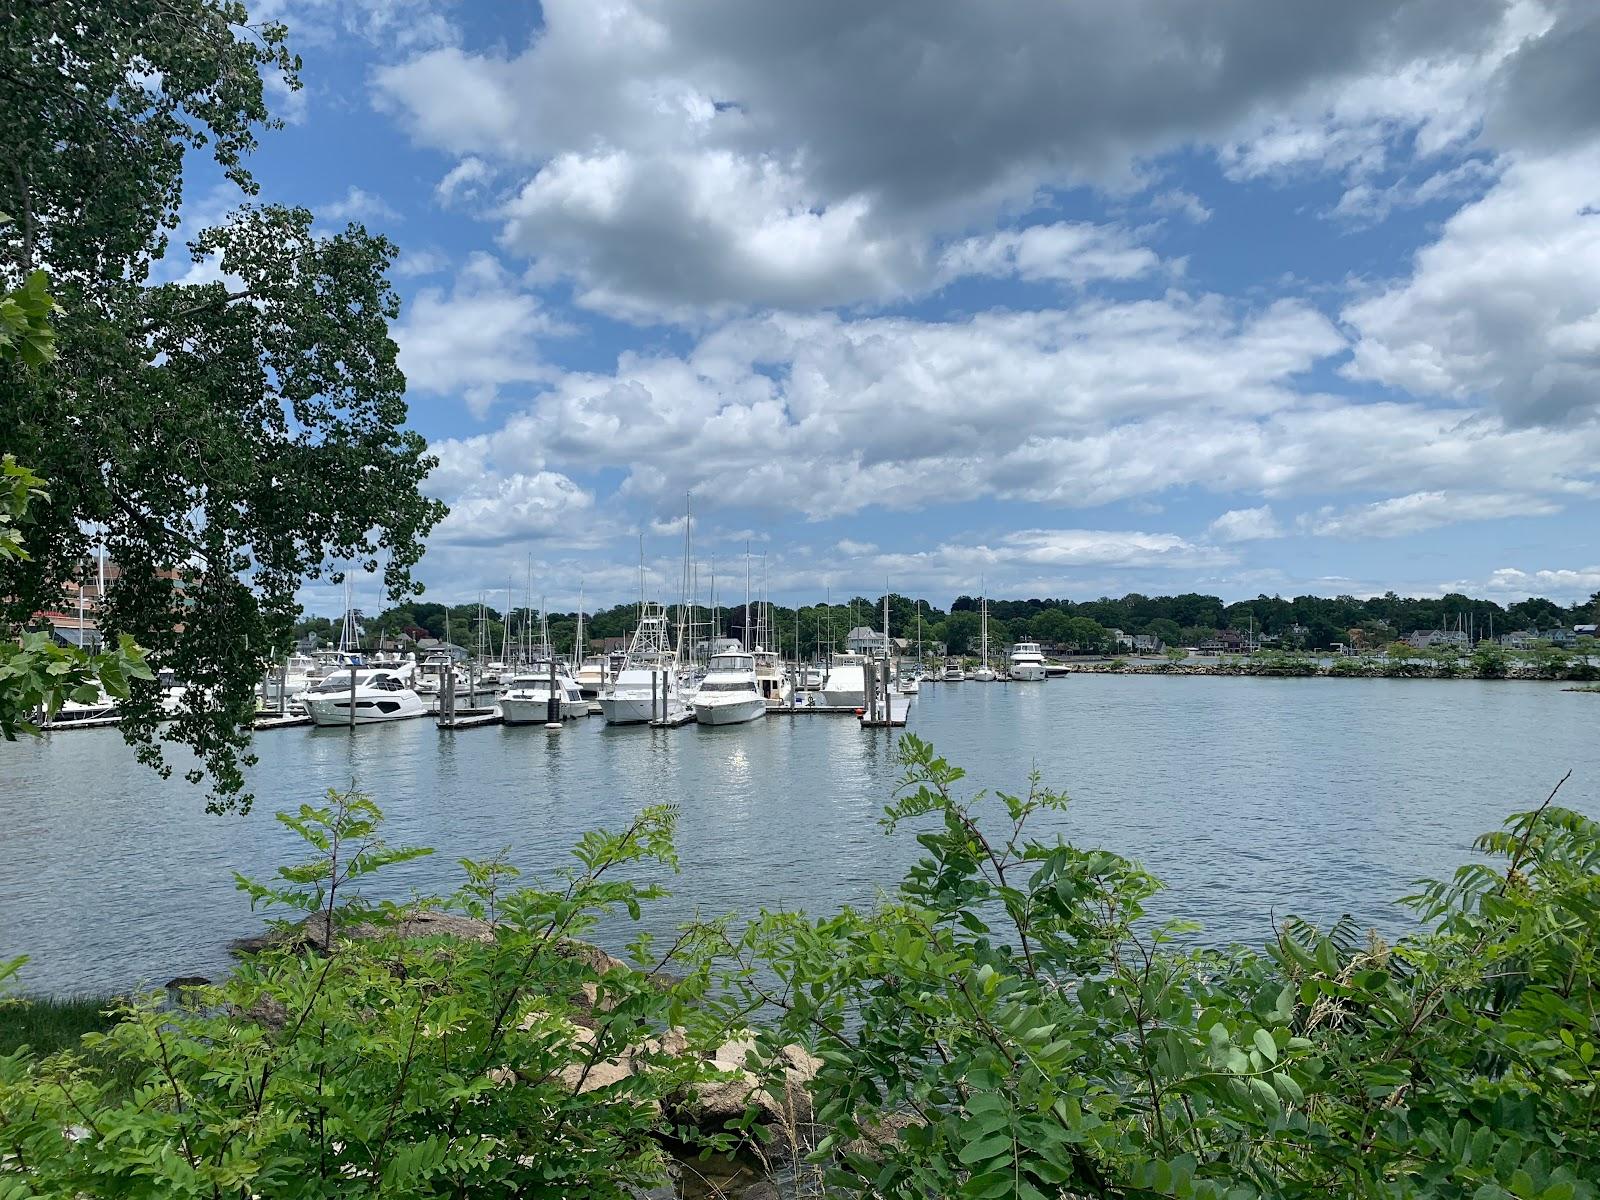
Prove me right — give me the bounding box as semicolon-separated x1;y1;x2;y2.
743;544;752;653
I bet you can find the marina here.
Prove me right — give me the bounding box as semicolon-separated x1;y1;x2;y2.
3;674;1594;996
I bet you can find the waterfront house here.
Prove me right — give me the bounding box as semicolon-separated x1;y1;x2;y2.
1133;633;1161;653
846;625;890;655
1499;629;1540;649
1407;629;1469;650
1198;629;1248;654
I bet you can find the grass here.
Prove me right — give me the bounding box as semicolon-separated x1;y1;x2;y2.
0;994;121;1059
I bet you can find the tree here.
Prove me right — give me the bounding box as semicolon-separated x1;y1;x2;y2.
1;2;446;811
941;611;980;655
1145;617;1182;648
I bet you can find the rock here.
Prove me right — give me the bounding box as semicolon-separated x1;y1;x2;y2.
741;1184;781;1200
164;975;211;990
843;1111;923;1159
557;1055;634;1094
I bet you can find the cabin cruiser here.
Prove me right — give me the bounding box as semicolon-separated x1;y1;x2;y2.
1009;641;1046;681
941;661;965;682
303;664;425;726
753;647;792;707
601;602;688;725
500;662;588;723
573;655;608;699
815;651;869;708
692;652;767;726
412;652;464;697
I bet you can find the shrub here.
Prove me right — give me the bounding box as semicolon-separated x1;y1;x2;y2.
0;790;716;1198
711;738;1600;1199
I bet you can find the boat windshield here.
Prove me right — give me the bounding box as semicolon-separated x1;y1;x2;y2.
708;655;754;671
699;681;755;692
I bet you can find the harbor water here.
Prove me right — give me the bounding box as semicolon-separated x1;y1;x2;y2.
1;676;1595;995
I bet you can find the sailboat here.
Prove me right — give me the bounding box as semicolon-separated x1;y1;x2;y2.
898;599;921;695
971;588;997;682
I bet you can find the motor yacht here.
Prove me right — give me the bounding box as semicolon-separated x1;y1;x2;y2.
303;664;426;726
815;651;869;707
941;661;965;682
1009;641;1046;681
500;662;588;723
601;602;688;725
692;651;767;725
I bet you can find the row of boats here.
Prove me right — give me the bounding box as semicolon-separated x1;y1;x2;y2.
282;601;941;728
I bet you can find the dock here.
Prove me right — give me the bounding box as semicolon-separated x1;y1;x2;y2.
766;703;864;715
649;709;696;727
437;707;502;730
253;713;311;730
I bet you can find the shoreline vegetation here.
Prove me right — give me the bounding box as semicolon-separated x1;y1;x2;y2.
1048;649;1599;682
5;737;1598;1198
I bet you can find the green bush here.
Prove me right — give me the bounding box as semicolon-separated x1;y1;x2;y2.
0;791;716;1198
710;738;1599;1199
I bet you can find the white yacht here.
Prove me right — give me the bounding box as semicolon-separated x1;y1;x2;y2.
601;602;688;725
692;651;767;725
500;662;588;723
815;651;869;707
573;655;608;699
303;664;425;726
1009;641;1046;681
941;661;965;682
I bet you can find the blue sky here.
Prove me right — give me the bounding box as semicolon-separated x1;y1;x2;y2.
184;0;1600;614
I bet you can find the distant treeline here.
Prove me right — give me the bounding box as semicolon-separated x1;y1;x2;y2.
295;588;1600;657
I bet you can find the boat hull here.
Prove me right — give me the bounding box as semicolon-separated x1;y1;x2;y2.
1009;663;1046;681
693;696;767;726
501;697;587;723
304;694;426;726
601;694;683;725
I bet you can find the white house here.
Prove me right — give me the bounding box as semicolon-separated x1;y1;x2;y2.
845;625;890;655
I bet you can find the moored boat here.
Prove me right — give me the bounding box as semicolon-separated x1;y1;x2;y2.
692;651;767;726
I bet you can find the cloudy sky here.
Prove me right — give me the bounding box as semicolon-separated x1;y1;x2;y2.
212;0;1599;612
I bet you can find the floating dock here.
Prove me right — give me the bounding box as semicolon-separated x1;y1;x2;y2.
649;709;696;728
437;707;502;730
253;713;312;730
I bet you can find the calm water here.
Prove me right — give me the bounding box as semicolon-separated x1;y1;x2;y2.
1;677;1594;995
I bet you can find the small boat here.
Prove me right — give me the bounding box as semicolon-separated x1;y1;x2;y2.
1009;641;1046;681
754;646;792;707
500;662;587;723
942;661;965;682
573;655;608;699
303;664;426;726
693;651;768;726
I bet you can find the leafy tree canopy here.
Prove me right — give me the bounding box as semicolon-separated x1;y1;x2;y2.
1;1;445;811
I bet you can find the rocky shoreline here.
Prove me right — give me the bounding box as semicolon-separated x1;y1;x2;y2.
220;912;840;1200
1050;658;1598;681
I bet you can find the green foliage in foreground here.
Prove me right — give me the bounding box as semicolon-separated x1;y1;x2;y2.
710;738;1599;1199
0;791;716;1198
